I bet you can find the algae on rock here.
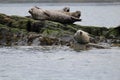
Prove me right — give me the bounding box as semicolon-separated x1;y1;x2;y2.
0;13;119;46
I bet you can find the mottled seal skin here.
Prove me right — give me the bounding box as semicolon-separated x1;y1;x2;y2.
74;30;90;44
71;11;81;18
63;11;81;18
32;6;80;18
28;7;49;20
29;7;81;23
54;7;81;18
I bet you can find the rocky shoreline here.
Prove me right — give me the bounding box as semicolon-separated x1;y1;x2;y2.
0;13;119;48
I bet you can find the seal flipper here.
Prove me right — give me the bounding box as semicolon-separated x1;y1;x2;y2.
43;10;50;17
71;16;82;22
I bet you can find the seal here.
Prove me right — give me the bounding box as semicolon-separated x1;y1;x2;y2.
73;30;110;50
58;7;70;12
74;30;90;44
33;6;80;18
28;7;49;20
63;11;81;18
28;7;81;23
52;7;80;18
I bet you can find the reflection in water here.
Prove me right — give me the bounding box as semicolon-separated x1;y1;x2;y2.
0;46;120;80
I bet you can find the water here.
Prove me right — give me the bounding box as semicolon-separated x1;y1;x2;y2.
0;3;120;80
0;3;120;27
0;46;120;80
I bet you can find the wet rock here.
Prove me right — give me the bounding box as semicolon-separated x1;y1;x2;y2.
39;37;59;45
106;26;120;39
70;42;89;51
0;13;120;48
0;26;26;46
27;20;45;32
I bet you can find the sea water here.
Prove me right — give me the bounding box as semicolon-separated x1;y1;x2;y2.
0;46;120;80
0;3;120;80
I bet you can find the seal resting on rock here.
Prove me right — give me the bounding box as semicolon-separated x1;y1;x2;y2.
69;11;81;18
28;7;49;20
60;10;81;18
45;6;81;18
28;6;81;23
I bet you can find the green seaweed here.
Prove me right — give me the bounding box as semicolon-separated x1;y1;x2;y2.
0;13;120;46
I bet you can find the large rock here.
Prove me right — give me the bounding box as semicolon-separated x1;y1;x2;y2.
0;13;119;47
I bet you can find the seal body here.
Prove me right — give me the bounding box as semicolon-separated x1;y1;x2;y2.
57;7;81;18
74;30;90;44
62;11;81;18
70;11;81;18
29;7;49;20
29;7;81;23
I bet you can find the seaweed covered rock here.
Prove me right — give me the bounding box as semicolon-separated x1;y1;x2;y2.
0;13;119;47
106;26;120;38
0;24;28;46
105;26;120;45
0;13;109;36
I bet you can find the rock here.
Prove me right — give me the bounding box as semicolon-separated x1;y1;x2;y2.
106;26;120;38
70;42;90;51
0;13;120;48
0;25;27;46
